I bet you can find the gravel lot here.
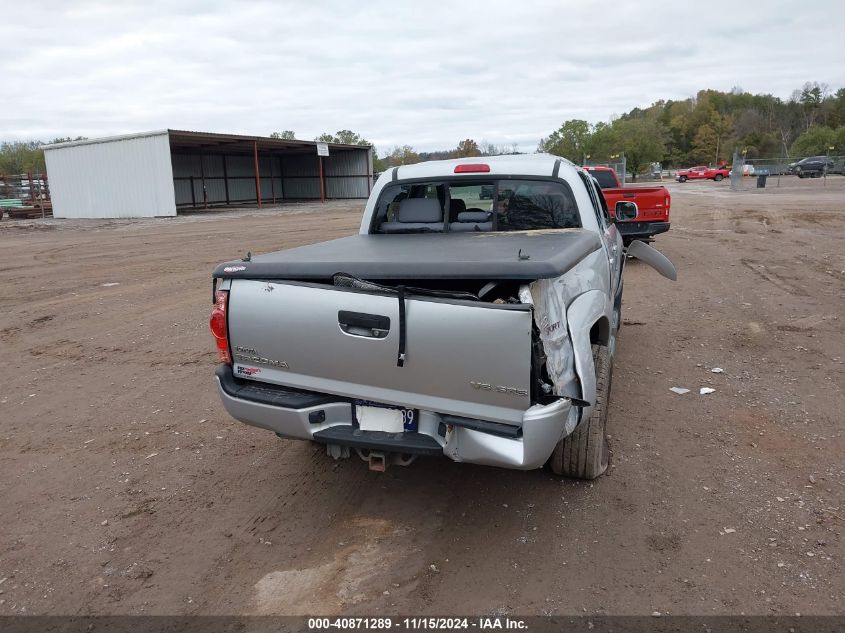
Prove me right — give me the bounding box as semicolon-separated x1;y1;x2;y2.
0;177;843;616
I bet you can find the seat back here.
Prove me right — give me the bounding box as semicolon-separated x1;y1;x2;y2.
380;198;444;233
449;209;493;232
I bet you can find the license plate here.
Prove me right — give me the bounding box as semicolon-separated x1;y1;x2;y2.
354;400;417;433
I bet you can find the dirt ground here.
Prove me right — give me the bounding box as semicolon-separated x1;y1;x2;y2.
0;176;843;617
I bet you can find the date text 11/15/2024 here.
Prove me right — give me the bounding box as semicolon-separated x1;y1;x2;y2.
308;617;528;630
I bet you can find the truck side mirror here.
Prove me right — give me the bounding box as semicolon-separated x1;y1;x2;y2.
615;201;638;222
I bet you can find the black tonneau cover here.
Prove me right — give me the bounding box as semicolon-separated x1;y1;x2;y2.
213;230;601;281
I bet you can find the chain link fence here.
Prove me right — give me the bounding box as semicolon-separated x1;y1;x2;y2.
584;157;628;184
743;155;845;176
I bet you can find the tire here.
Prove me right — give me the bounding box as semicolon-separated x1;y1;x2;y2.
678;176;687;183
714;174;723;182
548;344;611;479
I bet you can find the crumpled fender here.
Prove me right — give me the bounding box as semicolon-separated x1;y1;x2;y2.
565;289;608;409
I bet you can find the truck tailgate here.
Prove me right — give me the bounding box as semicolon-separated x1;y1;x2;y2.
227;280;533;425
605;187;670;222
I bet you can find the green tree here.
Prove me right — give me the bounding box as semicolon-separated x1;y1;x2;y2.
386;145;420;166
790;126;836;156
825;88;845;128
795;82;828;130
538;119;592;162
614;118;667;180
373;150;388;173
270;130;296;140
335;130;369;145
453;138;481;158
711;112;732;164
0;141;46;174
834;126;845;154
691;124;718;164
315;130;370;146
585;122;620;162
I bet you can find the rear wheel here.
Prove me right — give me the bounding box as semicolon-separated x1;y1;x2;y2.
548;344;611;479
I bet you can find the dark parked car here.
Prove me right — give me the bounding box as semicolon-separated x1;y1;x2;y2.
793;156;834;178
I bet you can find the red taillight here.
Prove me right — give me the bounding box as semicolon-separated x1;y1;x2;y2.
454;163;490;173
209;290;231;364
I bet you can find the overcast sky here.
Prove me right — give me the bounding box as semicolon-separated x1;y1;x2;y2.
2;0;844;153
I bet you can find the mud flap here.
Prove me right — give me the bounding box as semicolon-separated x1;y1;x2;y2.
626;240;677;281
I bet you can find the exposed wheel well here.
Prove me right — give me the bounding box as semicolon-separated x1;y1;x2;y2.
590;316;611;346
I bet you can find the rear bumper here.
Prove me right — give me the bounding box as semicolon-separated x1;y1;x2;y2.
617;221;670;240
215;365;575;470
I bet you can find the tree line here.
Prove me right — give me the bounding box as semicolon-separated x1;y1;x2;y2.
300;83;845;177
5;83;842;177
0;137;87;175
293;131;504;171
537;82;845;176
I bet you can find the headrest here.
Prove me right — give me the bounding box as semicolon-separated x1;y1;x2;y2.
449;198;467;214
399;198;442;223
456;210;491;223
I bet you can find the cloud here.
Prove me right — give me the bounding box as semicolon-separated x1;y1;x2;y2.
1;0;844;152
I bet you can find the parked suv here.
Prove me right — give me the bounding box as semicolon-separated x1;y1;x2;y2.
794;156;834;178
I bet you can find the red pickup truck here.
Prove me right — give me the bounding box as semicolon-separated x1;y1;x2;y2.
675;165;730;182
584;166;670;243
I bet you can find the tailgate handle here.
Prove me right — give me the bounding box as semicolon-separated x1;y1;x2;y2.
338;311;390;338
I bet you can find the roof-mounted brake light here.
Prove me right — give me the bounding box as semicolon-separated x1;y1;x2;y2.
454;164;490;173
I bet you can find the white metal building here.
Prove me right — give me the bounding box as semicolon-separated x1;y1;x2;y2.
43;130;373;219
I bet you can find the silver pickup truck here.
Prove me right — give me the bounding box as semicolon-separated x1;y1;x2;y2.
210;155;675;478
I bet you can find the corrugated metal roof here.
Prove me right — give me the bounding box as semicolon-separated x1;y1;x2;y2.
43;130;170;151
43;129;372;152
168;129;371;151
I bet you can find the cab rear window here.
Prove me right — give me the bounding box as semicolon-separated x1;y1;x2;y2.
585;169;618;189
373;179;580;234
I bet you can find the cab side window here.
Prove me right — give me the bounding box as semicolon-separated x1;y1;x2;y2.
578;172;607;231
592;181;612;226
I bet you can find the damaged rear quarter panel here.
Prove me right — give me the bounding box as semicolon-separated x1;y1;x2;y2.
552;250;612;414
526;249;611;419
565;289;608;414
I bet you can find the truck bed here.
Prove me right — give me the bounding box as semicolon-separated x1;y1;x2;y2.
213;230;601;282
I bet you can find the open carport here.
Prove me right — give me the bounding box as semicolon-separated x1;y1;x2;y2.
43;129;373;219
